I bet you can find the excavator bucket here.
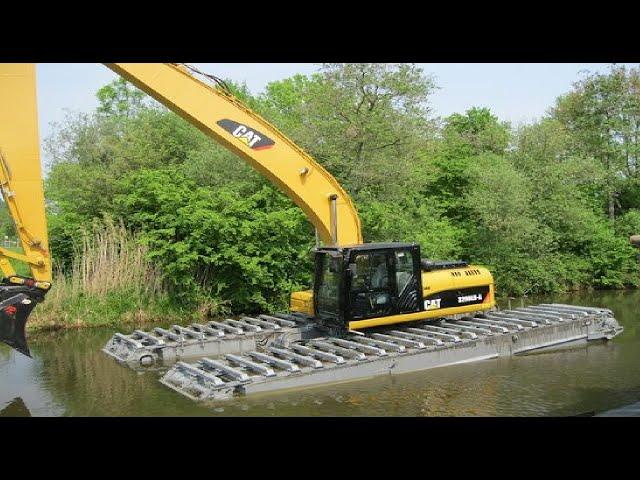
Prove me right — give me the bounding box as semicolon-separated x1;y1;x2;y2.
0;282;46;358
0;296;34;357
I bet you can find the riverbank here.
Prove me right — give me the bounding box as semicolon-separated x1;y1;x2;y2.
27;292;188;333
13;220;640;334
26;284;638;334
22;222;221;333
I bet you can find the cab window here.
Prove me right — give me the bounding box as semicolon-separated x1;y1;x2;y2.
395;249;413;295
349;251;393;320
316;254;341;321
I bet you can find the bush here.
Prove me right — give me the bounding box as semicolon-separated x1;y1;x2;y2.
113;168;315;313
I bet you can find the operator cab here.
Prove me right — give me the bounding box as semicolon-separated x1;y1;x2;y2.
313;242;423;330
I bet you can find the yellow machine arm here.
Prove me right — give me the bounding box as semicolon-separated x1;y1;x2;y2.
0;64;52;357
105;63;363;247
0;64;51;282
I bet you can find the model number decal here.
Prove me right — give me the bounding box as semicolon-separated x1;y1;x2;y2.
457;293;483;303
423;286;489;311
217;119;275;150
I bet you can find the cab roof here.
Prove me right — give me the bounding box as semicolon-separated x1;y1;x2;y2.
315;242;418;253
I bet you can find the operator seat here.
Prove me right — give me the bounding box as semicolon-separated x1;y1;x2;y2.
371;261;388;289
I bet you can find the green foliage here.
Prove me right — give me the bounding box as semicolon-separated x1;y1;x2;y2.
444;107;511;156
425;108;512;224
616;209;640;238
96;78;147;118
618;177;640;211
47;210;86;271
112;168;314;312
461;154;561;295
358;195;463;259
0;202;16;239
581;223;638;288
553;65;640;220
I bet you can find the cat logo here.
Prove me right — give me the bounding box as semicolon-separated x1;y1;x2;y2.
424;298;441;310
217;119;275;151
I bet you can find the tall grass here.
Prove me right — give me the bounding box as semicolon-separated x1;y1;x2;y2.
29;220;182;331
68;219;164;299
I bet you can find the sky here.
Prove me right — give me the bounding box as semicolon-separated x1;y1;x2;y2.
36;63;639;160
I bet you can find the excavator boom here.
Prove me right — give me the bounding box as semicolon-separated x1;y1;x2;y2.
105;63;363;247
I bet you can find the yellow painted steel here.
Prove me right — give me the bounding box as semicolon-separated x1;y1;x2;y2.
104;63;363;247
420;265;495;298
0;64;51;282
348;303;491;330
290;289;314;315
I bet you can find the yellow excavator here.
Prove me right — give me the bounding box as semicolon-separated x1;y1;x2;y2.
0;63;495;357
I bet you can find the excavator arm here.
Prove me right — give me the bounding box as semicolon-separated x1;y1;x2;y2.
0;64;52;356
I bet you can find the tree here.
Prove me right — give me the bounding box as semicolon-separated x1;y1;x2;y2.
96;78;147;118
426;108;511;224
462;154;561;294
264;63;438;201
553;65;640;220
510;117;638;290
113;168;315;312
443;107;510;156
511;118;608;252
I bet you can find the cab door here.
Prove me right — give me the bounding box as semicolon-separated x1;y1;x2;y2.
314;252;344;325
347;250;395;321
393;248;422;314
346;247;423;322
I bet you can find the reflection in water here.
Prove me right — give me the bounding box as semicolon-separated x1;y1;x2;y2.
27;329;211;416
0;289;639;416
598;400;640;416
0;344;65;417
0;397;31;417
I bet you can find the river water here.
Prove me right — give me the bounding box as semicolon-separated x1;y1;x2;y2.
1;290;639;416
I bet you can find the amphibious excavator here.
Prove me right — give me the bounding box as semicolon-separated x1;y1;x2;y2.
0;63;496;357
0;65;622;401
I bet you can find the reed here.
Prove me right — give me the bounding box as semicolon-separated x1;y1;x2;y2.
70;219;164;299
29;219;179;331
